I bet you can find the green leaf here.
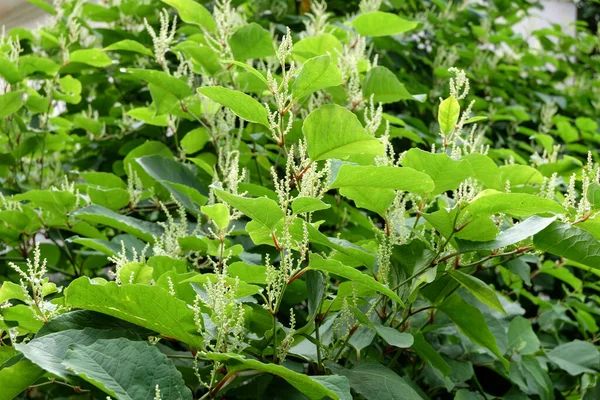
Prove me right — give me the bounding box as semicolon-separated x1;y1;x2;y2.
0;91;23;119
352;11;419;37
303;104;383;161
214;189;283;230
458;216;557;252
290;197;331;215
412;333;451;376
205;353;346;400
69;49;112;68
128;69;193;100
227;60;269;87
401;149;473;195
308;254;404;306
104;39;153;56
19;55;60;77
0;57;22;84
0;359;44;400
363;66;414;104
229;23;274;60
197;86;270;127
160;0;216;31
327;360;424;400
533;221;600;269
546;340;599;375
438;96;460;135
73;204;162;242
87;187;130;211
292;33;343;63
461;190;566;220
0;281;28;304
127;107;168;126
64;278;203;347
448;270;506;315
588;182;600;209
508;316;540;355
64;338;192;399
26;0;56;14
181;128;210;154
438;293;509;370
292;55;342;100
201;203;230;230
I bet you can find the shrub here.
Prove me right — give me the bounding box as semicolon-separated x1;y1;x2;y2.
0;0;599;399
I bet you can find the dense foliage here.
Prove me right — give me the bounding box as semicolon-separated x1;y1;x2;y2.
1;0;600;399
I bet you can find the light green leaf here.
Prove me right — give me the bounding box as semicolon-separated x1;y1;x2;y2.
546;340;599;375
197;86;269;127
64;278;203;347
214;189;283;230
128;69;193;100
533;221;600;269
588;182;600;209
0;281;28;304
159;0;216;31
308;254;404;306
291;197;331;214
205;353;344;400
352;11;419;37
0;91;23;119
228;60;269;87
73;204;162;242
201;203;230;230
0;56;22;84
401;148;473;195
508;316;540;355
448;270;506;315
327;360;424;400
0;359;44;400
363;66;414;104
292;55;342;100
303;104;383;161
26;0;56;15
461;190;566;220
229;23;274;60
438;293;509;370
127;107;168;126
181;128;210;154
104;39;153;56
64;338;192;399
87;187;130;211
70;49;112;68
438;96;460;135
292;33;343;63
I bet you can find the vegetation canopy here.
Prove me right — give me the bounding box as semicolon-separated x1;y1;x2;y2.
1;0;600;399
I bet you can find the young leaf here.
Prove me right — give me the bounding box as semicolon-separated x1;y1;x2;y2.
229;23;274;60
292;55;342;100
438;96;460;135
201;204;230;230
214;189;283;230
197;86;270;127
352;12;419;37
448;270;506;315
363;66;414;104
303;104;383;161
308;254;404;306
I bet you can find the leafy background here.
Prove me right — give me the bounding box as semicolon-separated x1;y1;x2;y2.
1;0;600;399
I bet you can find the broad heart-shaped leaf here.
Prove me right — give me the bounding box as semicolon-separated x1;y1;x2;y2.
447;270;506;315
136;155;208;212
363;66;414;104
327;360;424;400
303;104;383;161
63;338;192;400
458;216;557;252
438;96;460;135
15;327;140;379
69;49;112;68
352;11;419;37
127;69;193;100
201;203;230;230
533;221;600;269
73;205;163;243
229;22;274;60
330;164;434;216
205;353;348;400
159;0;216;32
197;86;270;127
438;293;509;370
460;190;566;221
104;39;153;56
292;55;342;101
291;197;331;215
0;359;44;400
64;278;203;348
308;254;404;306
214;189;283;230
508;316;540;355
401;149;473;195
0;91;23;119
546;340;600;375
